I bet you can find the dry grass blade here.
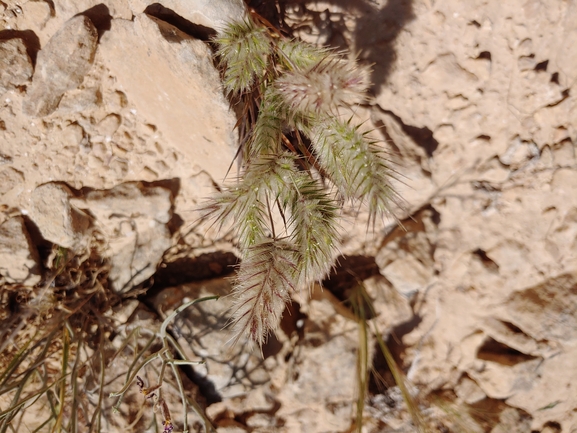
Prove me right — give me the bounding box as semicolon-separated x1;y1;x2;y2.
373;326;429;432
0;236;114;432
109;295;219;433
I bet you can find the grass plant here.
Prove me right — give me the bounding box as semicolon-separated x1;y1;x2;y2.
1;10;406;433
204;13;401;348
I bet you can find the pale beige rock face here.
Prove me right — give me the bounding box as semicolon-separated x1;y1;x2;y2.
29;183;90;249
0;0;576;432
0;37;33;94
71;182;173;292
357;1;577;431
98;13;237;184
23;15;98;117
129;0;247;31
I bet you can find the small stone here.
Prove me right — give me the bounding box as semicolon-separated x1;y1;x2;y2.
0;167;25;195
23;15;98;117
0;216;41;285
29;183;90;249
0;37;33;94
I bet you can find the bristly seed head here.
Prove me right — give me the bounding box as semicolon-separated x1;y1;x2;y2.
275;57;370;116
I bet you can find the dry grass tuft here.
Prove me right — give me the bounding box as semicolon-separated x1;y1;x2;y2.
0;232;217;433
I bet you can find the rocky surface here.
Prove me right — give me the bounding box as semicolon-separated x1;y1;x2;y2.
0;0;576;432
23;14;98;117
29;182;90;249
0;36;32;94
0;215;40;284
71;181;174;292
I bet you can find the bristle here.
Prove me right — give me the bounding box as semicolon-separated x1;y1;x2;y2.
310;118;397;223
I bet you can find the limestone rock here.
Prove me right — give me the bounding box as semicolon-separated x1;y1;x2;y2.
0;167;25;195
29;183;90;249
275;293;358;433
71;182;172;293
0;216;41;285
130;0;246;31
151;278;358;433
98;13;237;183
0;37;33;94
23;15;98;117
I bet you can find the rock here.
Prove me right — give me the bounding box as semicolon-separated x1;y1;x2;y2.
20;1;52;30
0;167;25;195
505;345;577;431
382;254;432;296
0;216;41;285
500;272;577;342
52;2;132;24
0;37;33;94
98;13;237;183
151;278;358;433
275;293;358;433
57;86;102;113
490;407;532;433
23;15;98;117
369;0;576;179
454;375;486;404
71;182;172;293
364;275;413;332
29;183;90;249
130;0;246;31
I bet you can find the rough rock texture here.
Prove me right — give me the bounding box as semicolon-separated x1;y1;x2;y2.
0;0;576;432
354;2;577;431
29;183;90;249
23;15;98;117
0;215;40;285
130;0;247;31
0;37;33;94
71;182;173;293
98;13;238;184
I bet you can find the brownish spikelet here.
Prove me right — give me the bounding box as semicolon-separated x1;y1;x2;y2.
275;56;370;116
229;239;298;347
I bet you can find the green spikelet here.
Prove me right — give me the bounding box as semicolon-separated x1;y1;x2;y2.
216;17;272;95
310;118;398;222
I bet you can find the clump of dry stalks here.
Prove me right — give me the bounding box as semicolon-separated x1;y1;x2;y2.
0;233;217;433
